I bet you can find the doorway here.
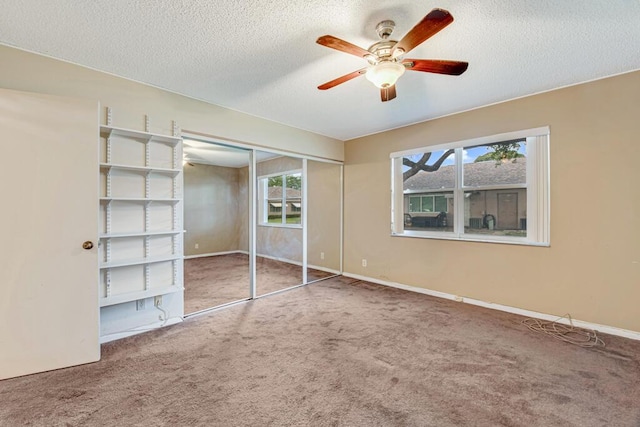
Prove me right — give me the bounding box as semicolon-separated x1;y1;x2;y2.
497;192;518;229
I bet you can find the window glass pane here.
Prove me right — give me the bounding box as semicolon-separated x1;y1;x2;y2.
404;192;453;232
285;173;302;224
403;149;456;192
421;196;434;212
266;176;284;224
409;196;421;212
435;195;447;213
463;140;527;187
464;189;527;237
287;199;302;224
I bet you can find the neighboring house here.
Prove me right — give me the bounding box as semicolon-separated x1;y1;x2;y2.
267;187;302;217
403;159;527;230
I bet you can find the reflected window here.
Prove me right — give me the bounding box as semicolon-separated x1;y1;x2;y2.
259;170;302;226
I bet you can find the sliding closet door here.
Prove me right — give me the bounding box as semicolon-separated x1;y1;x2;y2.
182;140;251;312
0;88;100;379
306;160;342;281
255;152;303;295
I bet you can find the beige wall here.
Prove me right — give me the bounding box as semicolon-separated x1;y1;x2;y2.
184;164;242;256
0;44;343;161
307;160;342;272
344;71;640;332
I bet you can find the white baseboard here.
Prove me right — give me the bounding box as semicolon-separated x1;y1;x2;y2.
100;317;183;344
184;250;243;260
342;272;640;341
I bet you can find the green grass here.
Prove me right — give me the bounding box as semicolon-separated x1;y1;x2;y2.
268;216;301;224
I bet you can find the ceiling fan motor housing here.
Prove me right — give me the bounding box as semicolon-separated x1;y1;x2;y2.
367;40;397;62
375;20;396;39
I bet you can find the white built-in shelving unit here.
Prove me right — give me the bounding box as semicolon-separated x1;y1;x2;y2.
99;110;183;309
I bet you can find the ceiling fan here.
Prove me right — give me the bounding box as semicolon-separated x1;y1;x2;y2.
316;8;468;102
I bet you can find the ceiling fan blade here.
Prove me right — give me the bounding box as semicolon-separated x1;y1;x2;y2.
381;85;397;102
393;9;454;56
316;35;371;59
318;68;367;90
403;59;468;75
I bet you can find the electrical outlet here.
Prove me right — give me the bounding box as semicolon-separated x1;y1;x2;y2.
362;259;367;267
136;299;146;311
195;243;199;249
320;252;325;260
154;295;162;307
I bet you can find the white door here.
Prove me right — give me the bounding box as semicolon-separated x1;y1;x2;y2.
0;88;100;379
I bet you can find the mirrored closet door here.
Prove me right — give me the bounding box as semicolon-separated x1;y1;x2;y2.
182;140;251;313
255;152;304;296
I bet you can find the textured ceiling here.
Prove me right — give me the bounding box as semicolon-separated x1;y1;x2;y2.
183;139;277;167
1;1;639;141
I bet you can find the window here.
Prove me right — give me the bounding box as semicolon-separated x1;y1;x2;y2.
391;128;550;245
409;195;448;213
259;171;302;226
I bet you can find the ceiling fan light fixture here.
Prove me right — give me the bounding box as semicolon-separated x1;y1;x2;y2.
365;61;405;88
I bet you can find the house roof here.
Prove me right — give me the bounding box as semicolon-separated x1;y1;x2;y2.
403;159;526;192
1;2;639;140
268;187;301;199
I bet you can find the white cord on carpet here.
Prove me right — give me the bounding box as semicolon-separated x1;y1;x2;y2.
522;314;605;348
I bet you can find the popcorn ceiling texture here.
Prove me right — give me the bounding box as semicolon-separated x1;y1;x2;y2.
0;1;639;140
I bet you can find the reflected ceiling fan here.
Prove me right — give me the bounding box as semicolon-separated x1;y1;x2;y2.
316;8;468;102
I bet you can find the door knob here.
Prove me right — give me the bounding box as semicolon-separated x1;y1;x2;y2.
82;241;94;250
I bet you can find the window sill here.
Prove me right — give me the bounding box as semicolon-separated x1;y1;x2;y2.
391;231;549;247
258;223;302;230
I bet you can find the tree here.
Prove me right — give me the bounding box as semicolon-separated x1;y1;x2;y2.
474;141;524;164
402;141;524;181
268;174;301;190
403;149;454;181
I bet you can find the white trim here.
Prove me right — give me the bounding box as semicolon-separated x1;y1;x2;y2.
339;164;344;274
342;272;640;341
302;159;308;284
100;317;183;343
184;250;242;259
389;126;549;159
390;231;549;246
249;150;257;299
258;223;303;229
184;298;250;319
182;131;343;164
258;168;303;180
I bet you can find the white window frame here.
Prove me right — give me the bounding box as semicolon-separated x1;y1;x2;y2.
390;127;550;246
258;169;303;228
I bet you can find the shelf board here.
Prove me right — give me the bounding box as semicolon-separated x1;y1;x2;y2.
100;163;180;176
100;125;181;145
100;254;182;269
99;230;183;239
100;197;180;204
100;286;182;307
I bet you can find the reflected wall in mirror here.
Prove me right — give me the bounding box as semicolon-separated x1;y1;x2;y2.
182;140;252;313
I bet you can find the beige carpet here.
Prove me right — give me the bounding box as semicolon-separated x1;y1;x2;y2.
184;253;334;313
2;276;640;426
